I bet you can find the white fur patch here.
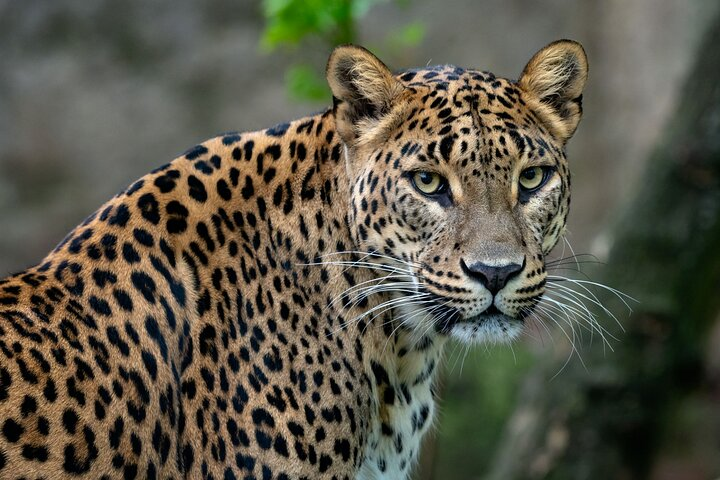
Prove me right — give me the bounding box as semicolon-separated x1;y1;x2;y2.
358;304;446;480
448;315;523;345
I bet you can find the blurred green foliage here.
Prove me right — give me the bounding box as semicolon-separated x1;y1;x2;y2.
431;345;533;478
260;0;424;102
261;0;368;47
285;64;330;102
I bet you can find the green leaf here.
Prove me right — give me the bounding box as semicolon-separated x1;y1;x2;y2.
259;0;423;102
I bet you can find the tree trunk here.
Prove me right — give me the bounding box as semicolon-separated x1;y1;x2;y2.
487;10;720;480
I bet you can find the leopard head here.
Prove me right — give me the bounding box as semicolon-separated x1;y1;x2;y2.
327;41;588;343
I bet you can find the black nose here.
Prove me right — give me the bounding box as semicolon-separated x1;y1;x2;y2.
461;258;524;295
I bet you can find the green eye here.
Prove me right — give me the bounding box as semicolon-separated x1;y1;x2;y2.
519;166;550;192
412;171;446;195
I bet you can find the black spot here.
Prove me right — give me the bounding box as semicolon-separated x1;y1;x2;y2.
296;143;306;161
165;201;189;234
194;160;214;175
243;141;255;161
273;435;289;457
279;302;290;320
283;180;294;214
265;144;281;160
94;400;106;420
262;347;283;372
133;228;154;247
100;234;117;261
123;243;141;263
383;386;396;405
43;379;57;402
149;255;186;307
20;395;37;417
21;444;49;462
145;316;168;362
137;193;160;225
131;272;156;304
68;228;93;253
37;416;50;435
235;452;255;471
130;433;142;456
188;175;208;203
319;454;333;473
199;324;218;363
251;407;275;428
267;122;289;137
159;239;176;267
63;409;79;434
508;129;525;152
287;421;305;438
92;269;117;288
273;185;283;206
106;326;130;356
184;144;208;160
66;377;86;406
334;438;351;462
142;350;158;380
124;463;138;479
263;167;276;184
2;419;23;443
300;167;316;200
255;430;272;450
55;260;85;296
371;361;390;385
439;135;454;162
125;179;144;195
182;379;196;400
109;417;124;449
217;179;232;201
109;204;131;227
113;289;134;312
153;170;180;193
241;176;254;200
438;107;452;118
222;133;242;145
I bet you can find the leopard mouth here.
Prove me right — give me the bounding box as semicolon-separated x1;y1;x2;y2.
414;285;529;338
433;303;521;335
466;304;518;322
464;305;516;322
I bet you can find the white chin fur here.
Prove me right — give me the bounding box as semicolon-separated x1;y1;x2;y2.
448;315;523;345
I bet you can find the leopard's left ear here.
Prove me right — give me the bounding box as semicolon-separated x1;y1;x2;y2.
326;45;405;145
519;40;588;143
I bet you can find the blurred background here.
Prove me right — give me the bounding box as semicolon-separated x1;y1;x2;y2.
1;1;719;478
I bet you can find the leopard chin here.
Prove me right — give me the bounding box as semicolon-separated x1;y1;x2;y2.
446;313;524;345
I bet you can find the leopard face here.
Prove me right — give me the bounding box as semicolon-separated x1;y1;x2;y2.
328;42;586;344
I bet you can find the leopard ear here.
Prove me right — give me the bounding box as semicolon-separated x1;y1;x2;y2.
326;45;405;145
519;40;588;143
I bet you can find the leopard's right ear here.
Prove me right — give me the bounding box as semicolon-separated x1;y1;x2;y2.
326;45;405;145
519;40;588;143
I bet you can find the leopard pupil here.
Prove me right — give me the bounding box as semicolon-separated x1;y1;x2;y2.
420;173;432;184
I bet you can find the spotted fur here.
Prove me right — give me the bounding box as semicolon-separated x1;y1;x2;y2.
0;41;587;479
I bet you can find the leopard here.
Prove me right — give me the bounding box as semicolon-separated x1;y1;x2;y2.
0;40;588;479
